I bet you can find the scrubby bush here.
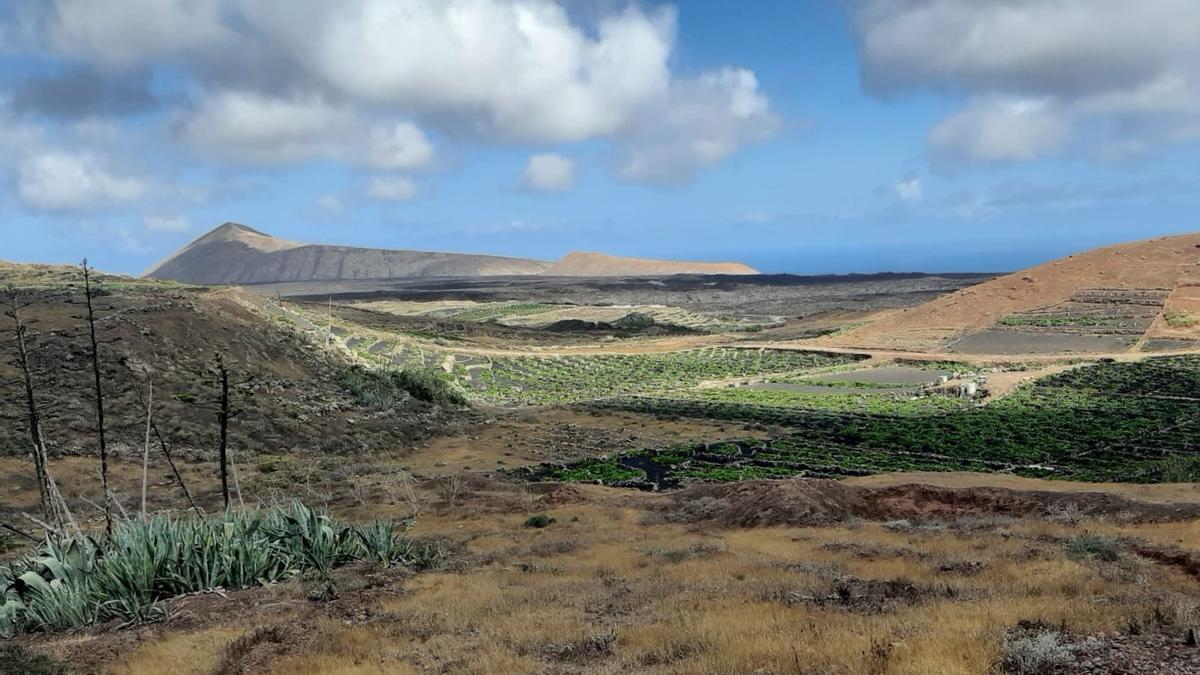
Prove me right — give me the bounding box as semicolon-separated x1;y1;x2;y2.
523;514;556;529
1064;534;1122;562
1001;630;1072;674
339;365;466;407
0;502;435;636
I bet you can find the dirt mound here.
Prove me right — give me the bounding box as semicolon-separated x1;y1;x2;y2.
144;223;552;284
828;232;1200;352
659;479;1200;527
657;479;868;527
538;485;590;506
544;251;758;277
855;484;1200;523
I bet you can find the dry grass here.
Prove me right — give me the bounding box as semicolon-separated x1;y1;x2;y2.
79;493;1198;674
7;455;1199;674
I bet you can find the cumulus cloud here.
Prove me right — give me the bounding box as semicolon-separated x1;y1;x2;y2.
619;68;778;184
315;194;346;215
928;98;1071;163
237;1;675;143
366;176;418;202
849;0;1200;163
11;68;158;119
893;177;923;203
43;0;233;68
143;215;190;232
18;150;146;211
179;91;434;169
521;153;575;192
17;0;772;183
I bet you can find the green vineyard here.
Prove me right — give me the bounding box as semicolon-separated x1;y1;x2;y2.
539;356;1200;485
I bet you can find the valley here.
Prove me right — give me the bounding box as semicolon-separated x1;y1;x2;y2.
3;230;1200;674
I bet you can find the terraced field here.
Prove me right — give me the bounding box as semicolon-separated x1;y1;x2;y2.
951;288;1185;354
544;356;1200;485
462;348;865;405
356;299;781;332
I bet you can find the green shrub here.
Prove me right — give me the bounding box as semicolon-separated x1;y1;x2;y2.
339;365;466;407
1164;310;1199;328
523;515;556;529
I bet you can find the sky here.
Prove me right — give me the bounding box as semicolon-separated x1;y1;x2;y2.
1;0;1199;275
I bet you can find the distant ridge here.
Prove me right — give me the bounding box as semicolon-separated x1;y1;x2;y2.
143;223;553;284
143;223;759;284
545;251;758;277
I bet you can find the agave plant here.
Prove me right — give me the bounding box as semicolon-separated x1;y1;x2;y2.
0;501;431;635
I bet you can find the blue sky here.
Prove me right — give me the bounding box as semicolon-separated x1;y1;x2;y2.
1;1;1198;275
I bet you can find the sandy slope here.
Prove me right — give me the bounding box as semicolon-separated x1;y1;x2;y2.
825;232;1200;351
544;251;758;276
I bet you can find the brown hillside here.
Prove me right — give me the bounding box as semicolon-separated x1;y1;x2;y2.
545;251;759;276
0;264;457;459
827;233;1200;352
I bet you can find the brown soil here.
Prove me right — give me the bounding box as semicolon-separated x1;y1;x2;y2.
656;479;1200;528
401;407;776;475
1149;284;1200;340
844;471;1200;504
826;232;1200;352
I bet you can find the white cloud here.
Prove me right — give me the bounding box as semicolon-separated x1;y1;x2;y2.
619;68;779;184
18;151;146;211
366;176;418;202
928;98;1071;163
521;153;575;192
315;194;346;215
44;0;232;68
178;91;435;169
143;215;190;232
240;1;675;143
893;177;923;203
364;122;434;171
850;0;1200;163
25;0;772;183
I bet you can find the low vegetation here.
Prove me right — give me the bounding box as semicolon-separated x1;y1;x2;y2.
339;364;467;407
463;348;864;405
572;355;1200;484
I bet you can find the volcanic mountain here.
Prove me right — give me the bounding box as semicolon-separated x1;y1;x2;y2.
826;232;1200;353
144;223;759;284
143;223;551;284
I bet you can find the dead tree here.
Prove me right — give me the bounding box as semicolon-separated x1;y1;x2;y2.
151;422;203;517
217;355;231;509
140;378;153;518
179;353;255;512
3;285;80;537
80;260;114;535
3;284;53;525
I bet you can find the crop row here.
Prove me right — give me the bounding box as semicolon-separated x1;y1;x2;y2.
461;349;865;405
566;356;1200;484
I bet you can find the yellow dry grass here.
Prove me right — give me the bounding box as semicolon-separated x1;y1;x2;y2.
9;459;1195;674
90;499;1196;675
